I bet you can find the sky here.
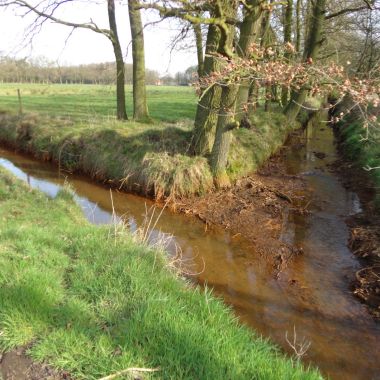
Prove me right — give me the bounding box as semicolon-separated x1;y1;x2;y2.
0;0;198;75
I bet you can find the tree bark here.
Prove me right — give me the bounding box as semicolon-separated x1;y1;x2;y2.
108;0;128;120
260;3;274;113
194;23;204;78
281;0;293;107
209;1;239;186
210;84;239;187
235;0;265;123
191;24;222;156
296;0;302;53
284;0;326;122
128;0;150;122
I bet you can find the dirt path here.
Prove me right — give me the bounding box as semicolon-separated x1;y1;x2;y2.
0;348;68;380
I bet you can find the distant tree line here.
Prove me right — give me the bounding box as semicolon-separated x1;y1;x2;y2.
0;56;197;87
0;57;159;85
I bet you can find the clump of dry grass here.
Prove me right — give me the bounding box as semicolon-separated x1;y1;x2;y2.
138;152;213;199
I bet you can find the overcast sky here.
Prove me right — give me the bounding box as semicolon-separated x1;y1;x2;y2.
0;1;198;75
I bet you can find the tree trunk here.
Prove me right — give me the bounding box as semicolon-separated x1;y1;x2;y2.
191;24;221;156
108;0;128;120
284;0;326;122
128;0;150;122
194;23;204;78
235;0;265;123
296;0;302;54
260;1;274;113
210;84;239;187
281;0;293;107
209;1;239;186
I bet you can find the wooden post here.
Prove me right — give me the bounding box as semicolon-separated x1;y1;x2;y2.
17;89;23;115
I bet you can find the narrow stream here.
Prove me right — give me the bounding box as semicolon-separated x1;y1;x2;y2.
1;116;379;380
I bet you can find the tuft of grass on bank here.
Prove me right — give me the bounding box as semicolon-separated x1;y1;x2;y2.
0;167;322;379
0;110;214;198
0;84;299;198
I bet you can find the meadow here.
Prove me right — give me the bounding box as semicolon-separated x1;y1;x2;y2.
0;83;292;198
0;83;197;122
0;167;322;379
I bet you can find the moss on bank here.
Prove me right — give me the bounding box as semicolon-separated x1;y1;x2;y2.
0;167;322;379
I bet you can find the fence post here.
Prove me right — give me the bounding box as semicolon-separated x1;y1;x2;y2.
17;89;23;115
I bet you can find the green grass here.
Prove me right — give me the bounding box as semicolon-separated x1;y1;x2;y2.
0;83;298;198
336;111;380;207
0;84;197;122
0;167;322;379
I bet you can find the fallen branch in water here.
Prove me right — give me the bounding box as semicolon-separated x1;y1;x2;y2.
98;367;160;380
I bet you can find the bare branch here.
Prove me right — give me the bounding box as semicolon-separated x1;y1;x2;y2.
0;0;113;39
326;1;376;20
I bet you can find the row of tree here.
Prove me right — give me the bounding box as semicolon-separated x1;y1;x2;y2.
1;0;379;186
0;57;162;85
0;56;195;86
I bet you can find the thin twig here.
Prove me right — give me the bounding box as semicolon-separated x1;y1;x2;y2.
98;367;160;380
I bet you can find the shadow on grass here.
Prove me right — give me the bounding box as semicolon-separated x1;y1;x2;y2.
0;281;232;379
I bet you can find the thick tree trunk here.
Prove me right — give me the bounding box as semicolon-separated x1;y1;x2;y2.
284;0;326;122
108;0;128;120
194;23;204;78
191;24;221;156
209;1;239;186
235;0;265;123
281;0;293;106
128;0;150;122
210;84;239;187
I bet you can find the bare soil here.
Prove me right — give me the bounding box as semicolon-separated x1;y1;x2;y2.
177;149;309;275
0;347;69;380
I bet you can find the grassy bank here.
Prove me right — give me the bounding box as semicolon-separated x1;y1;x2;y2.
334;104;380;207
0;167;322;379
0;84;295;198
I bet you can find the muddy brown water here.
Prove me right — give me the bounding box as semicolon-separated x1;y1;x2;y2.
1;116;379;380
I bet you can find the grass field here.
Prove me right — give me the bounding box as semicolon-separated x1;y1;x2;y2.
0;167;322;379
0;83;295;198
0;83;197;122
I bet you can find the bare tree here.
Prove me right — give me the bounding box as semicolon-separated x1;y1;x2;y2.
0;0;128;120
